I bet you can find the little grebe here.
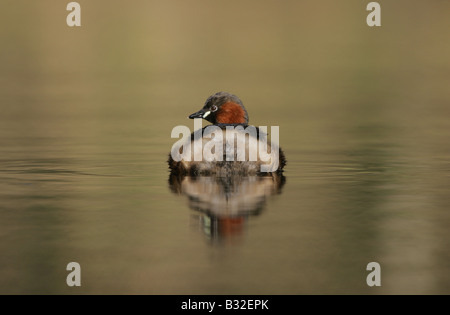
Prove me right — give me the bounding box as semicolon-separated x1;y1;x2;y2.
168;92;286;175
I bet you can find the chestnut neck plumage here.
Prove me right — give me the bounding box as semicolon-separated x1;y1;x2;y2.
215;102;248;124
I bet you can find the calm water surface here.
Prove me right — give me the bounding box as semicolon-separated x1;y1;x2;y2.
1;1;450;294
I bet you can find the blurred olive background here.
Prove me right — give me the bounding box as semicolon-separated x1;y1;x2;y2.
1;0;450;294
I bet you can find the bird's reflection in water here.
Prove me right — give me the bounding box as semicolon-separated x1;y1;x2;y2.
169;173;285;245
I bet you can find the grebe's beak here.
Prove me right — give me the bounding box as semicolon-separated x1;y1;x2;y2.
189;109;210;119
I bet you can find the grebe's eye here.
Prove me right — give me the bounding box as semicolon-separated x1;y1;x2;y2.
211;105;218;112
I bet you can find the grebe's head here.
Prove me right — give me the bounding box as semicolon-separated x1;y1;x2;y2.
189;92;249;125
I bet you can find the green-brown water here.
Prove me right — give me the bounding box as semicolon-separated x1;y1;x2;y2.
1;0;450;294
